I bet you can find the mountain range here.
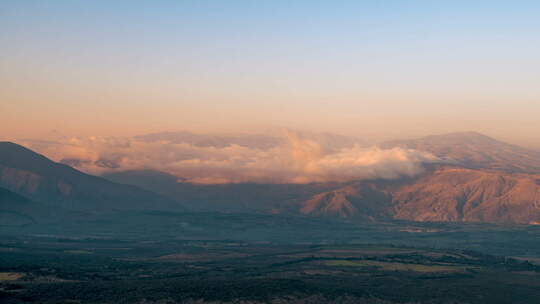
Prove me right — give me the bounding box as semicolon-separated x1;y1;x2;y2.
2;132;540;225
134;130;367;151
380;131;540;173
105;132;540;225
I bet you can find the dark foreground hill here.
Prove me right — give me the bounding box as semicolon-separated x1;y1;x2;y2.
0;142;182;213
0;187;43;226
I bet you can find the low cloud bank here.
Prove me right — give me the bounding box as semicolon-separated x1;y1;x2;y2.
16;131;441;184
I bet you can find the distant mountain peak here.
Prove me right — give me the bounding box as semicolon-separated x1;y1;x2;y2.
439;131;489;137
420;131;501;143
380;132;540;174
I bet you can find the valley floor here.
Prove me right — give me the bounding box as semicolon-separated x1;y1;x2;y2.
1;230;540;303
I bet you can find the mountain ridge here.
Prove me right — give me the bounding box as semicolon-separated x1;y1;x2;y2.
4;132;540;225
379;132;540;173
99;131;540;224
0;142;183;212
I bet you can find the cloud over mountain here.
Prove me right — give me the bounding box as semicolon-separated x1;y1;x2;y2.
14;131;440;184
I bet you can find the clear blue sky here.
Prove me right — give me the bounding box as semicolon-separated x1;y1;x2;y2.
1;1;539;146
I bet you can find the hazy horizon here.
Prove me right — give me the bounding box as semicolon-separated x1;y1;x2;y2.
2;1;540;149
2;127;540;151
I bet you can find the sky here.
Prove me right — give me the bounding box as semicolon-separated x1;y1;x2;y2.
1;0;540;148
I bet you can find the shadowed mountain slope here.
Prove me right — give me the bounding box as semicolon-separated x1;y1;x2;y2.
0;142;182;212
103;170;185;194
0;186;68;225
104;170;340;213
0;186;36;225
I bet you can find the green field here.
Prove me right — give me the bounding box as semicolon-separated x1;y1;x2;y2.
0;272;24;281
325;259;471;272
